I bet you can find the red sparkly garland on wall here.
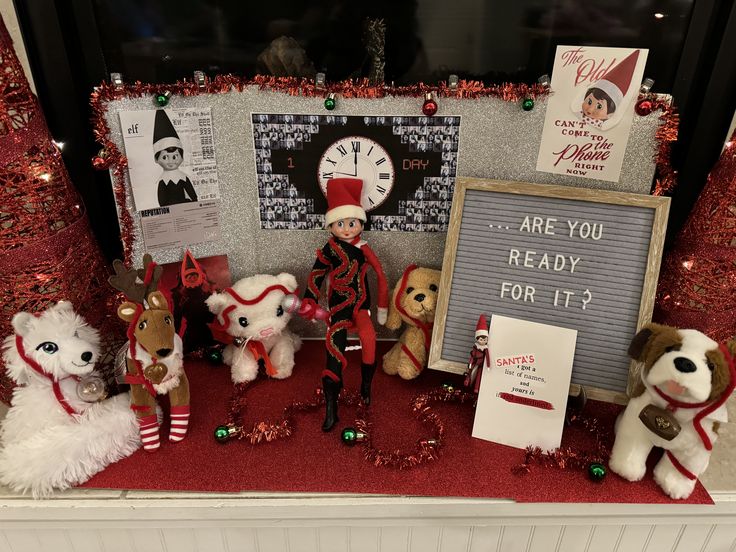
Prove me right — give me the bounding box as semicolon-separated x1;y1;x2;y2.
90;77;680;262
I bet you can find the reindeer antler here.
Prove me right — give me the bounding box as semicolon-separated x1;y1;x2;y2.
136;253;163;298
109;254;163;304
109;259;146;304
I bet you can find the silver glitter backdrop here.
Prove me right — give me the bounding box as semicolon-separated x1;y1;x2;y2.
104;88;662;337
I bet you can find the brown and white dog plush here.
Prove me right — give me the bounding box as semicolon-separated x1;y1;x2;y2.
609;323;735;499
382;265;441;380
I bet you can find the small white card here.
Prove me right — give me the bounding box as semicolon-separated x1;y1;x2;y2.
472;315;577;450
536;46;648;183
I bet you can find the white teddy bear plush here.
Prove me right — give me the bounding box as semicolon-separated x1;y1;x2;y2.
0;301;140;496
206;273;302;383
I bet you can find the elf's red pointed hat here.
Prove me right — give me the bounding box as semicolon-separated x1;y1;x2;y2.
475;314;489;338
593;50;640;111
325;178;366;227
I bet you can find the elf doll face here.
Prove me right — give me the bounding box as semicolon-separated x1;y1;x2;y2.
582;93;609;121
156;149;183;171
330;218;363;241
476;335;488;347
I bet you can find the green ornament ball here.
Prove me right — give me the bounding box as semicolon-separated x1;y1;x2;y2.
522;98;534;111
324;97;336;111
155;93;170;107
214;425;231;443
341;427;358;446
588;462;606;482
207;348;223;365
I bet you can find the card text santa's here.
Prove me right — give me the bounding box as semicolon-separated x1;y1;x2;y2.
536;46;648;183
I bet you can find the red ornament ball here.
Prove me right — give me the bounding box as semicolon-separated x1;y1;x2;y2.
92;156;108;170
92;149;111;170
635;99;653;116
422;99;438;116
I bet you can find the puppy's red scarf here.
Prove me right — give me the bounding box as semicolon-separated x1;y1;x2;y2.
393;265;433;374
651;342;736;480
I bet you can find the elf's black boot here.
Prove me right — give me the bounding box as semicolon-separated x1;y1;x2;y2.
360;362;377;406
321;377;341;432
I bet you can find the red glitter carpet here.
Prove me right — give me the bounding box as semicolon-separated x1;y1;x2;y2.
82;341;713;504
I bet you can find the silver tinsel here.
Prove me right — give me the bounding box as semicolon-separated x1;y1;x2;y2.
104;89;662;336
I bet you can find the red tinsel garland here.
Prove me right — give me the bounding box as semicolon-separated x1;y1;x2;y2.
219;377;476;469
90;76;680;263
513;410;612;475
645;95;680;197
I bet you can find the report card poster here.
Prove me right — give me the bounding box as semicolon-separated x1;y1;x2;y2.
536;46;648;183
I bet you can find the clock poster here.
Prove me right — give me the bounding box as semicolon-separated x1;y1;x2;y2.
251;114;461;231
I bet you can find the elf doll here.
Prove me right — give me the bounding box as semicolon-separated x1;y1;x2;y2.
579;49;639;129
302;178;389;432
153;109;198;207
464;314;490;394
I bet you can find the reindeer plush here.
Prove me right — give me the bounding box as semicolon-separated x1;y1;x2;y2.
109;254;190;452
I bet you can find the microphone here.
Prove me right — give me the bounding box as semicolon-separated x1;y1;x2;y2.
281;295;329;322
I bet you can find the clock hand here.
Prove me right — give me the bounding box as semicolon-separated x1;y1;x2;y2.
353;151;358;176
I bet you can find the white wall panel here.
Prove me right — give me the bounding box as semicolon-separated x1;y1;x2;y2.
130;529;166;552
65;530;105;552
194;529;228;552
0;494;735;552
644;525;683;551
317;527;348;552
468;525;503;552
287;528;319;552
379;527;409;551
703;524;736;552
2;531;40;552
556;525;593;552
528;525;563;552
614;525;653;552
97;529;135;552
497;526;533;552
255;528;288;552
223;528;258;552
409;526;442;552
438;526;472;552
587;525;624;552
348;527;380;552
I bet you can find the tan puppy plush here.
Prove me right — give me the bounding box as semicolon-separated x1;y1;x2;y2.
383;265;441;380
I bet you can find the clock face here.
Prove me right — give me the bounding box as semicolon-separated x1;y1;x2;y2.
317;136;395;211
251;113;461;232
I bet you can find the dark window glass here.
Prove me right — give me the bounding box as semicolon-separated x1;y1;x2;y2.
93;0;694;90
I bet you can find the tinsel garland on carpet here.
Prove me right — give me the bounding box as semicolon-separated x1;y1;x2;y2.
90;76;679;263
217;377;476;469
654;132;736;342
513;409;612;475
218;377;605;474
0;15;121;403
